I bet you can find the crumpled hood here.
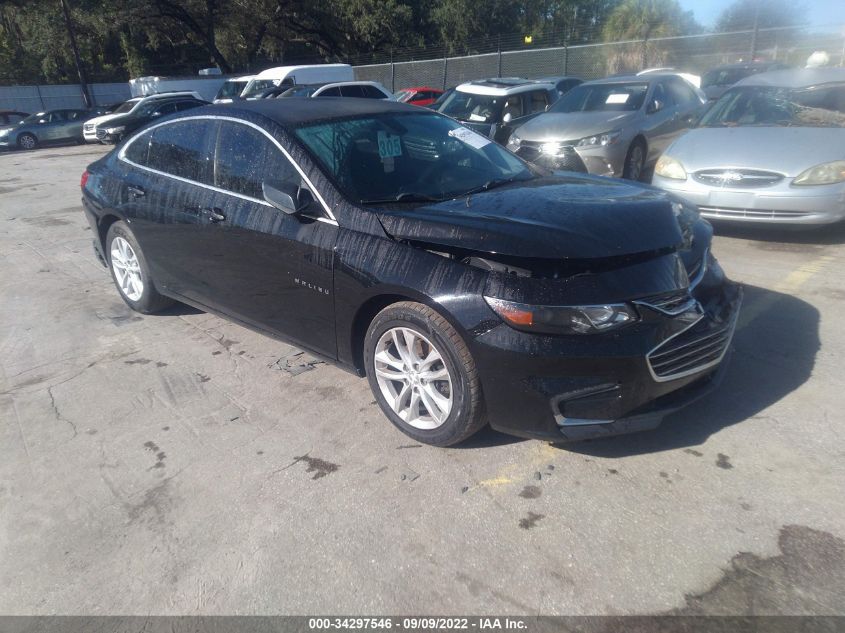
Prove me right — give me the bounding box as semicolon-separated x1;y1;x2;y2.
376;175;683;259
667;127;845;176
515;111;637;142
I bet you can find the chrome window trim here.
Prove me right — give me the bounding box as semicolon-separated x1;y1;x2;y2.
117;114;338;226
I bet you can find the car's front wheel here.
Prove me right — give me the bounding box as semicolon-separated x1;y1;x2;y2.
105;221;173;314
364;302;486;446
17;133;37;150
622;139;646;181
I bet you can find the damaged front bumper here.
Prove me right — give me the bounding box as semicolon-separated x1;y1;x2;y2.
469;258;742;442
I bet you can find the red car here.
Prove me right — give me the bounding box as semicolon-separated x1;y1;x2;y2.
393;86;444;107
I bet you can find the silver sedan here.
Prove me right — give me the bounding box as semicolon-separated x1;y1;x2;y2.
652;68;845;225
507;74;705;180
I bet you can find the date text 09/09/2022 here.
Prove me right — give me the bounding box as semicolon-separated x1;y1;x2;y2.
308;617;528;630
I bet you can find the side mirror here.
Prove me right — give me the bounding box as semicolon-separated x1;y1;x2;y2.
545;104;551;111
263;180;310;215
502;112;513;124
647;99;664;114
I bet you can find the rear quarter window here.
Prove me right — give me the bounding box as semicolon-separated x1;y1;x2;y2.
145;119;215;183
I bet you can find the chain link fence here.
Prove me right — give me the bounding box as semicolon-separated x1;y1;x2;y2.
354;25;845;92
1;25;843;111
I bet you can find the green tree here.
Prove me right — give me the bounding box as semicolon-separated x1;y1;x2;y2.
715;0;804;32
602;0;699;41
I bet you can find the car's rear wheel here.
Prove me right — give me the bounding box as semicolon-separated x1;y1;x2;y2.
17;133;37;150
623;139;646;181
105;221;173;314
364;302;486;446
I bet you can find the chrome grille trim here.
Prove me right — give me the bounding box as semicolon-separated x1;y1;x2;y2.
693;169;784;188
699;206;811;220
646;309;739;382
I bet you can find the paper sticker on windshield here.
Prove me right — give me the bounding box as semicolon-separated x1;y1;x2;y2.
448;126;491;150
377;131;402;158
606;93;629;104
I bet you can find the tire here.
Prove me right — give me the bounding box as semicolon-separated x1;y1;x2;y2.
364;301;486;446
622;139;646;181
105;221;173;314
17;133;37;150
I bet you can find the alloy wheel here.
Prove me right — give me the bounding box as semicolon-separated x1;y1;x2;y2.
373;326;453;429
626;144;644;181
110;236;144;301
19;134;36;150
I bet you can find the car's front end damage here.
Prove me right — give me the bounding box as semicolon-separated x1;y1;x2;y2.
375;175;741;441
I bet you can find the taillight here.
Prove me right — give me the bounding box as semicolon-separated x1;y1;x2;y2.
80;170;89;189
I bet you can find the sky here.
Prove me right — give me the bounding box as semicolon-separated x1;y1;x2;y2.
677;0;845;30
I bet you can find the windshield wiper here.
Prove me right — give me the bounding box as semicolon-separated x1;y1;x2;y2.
461;177;522;197
360;192;443;204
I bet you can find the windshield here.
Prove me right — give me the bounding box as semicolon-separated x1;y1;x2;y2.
551;82;649;113
113;99;140;114
242;79;279;98
216;80;247;99
294;112;534;204
698;84;845;128
21;112;46;124
437;90;503;124
281;85;319;98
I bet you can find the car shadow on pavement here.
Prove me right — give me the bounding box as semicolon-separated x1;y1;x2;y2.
157;302;204;317
562;283;820;457
713;221;845;246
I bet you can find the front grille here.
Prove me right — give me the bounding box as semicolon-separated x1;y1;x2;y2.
637;291;698;316
647;315;737;381
516;142;587;172
693;169;783;188
83;123;95;132
699;206;811;220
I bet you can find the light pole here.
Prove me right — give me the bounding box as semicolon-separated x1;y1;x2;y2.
59;0;92;108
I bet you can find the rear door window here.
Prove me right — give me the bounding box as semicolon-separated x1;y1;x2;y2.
668;78;698;105
319;87;342;97
213;121;300;199
146;119;215;183
527;90;549;113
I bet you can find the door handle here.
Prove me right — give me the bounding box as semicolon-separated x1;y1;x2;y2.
201;207;226;223
127;185;145;198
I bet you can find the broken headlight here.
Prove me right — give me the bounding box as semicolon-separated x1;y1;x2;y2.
484;297;638;335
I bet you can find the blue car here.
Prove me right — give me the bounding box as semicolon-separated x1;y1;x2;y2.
0;109;95;150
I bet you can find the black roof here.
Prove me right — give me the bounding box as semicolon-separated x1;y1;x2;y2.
199;97;420;126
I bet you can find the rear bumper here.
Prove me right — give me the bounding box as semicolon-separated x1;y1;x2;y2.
470;264;742;442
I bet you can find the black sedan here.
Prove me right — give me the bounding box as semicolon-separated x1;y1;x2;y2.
81;99;741;446
93;96;207;143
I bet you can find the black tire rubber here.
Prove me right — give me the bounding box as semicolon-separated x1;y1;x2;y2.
364;301;486;446
105;221;174;314
17;133;37;150
622;139;646;181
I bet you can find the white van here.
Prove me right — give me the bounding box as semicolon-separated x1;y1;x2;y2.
213;75;255;103
241;64;354;99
